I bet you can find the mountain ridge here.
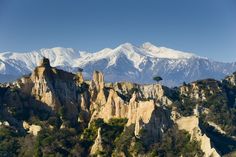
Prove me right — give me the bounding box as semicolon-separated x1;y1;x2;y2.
0;43;235;86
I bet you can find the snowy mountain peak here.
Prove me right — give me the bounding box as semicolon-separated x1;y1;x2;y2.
141;42;156;49
118;42;134;49
40;47;74;52
141;42;197;59
115;43;138;53
0;42;235;86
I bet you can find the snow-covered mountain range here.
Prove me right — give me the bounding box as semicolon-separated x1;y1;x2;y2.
0;42;236;86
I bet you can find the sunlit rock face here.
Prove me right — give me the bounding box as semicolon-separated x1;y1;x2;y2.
90;128;104;155
89;71;107;112
176;116;220;157
225;72;236;86
23;121;41;136
30;58;81;121
179;79;222;101
1;57;236;156
91;90;173;144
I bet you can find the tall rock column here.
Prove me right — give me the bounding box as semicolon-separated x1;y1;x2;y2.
89;71;107;111
90;128;104;156
30;57;61;110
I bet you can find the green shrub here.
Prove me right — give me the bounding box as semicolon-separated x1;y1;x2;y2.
174;95;197;116
108;118;128;127
205;93;236;136
34;128;78;157
153;76;163;83
113;125;135;156
149;127;204;157
0;127;20;157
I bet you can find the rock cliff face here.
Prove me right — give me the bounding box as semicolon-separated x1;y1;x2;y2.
95;88;127;121
225;72;236;86
23;121;41;136
0;58;236;157
92;89;172;145
176;116;220;157
29;57;82;122
179;79;222;101
89;71;107;113
177;76;236;156
90;128;104;155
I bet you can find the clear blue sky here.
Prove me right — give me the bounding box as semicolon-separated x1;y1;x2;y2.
0;0;236;62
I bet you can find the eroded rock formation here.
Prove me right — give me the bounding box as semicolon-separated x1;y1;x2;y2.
1;57;236;156
176;116;220;157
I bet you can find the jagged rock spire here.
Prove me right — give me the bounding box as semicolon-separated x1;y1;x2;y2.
91;71;104;91
40;57;51;68
89;70;107;111
74;71;84;85
90;128;104;155
225;72;236;86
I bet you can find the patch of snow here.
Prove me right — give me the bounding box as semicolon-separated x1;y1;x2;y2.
141;42;198;59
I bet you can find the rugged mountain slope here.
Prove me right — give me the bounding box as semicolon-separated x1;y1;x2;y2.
0;58;236;156
1;43;236;86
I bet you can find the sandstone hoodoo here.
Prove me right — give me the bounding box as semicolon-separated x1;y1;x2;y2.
0;57;235;157
40;57;51;67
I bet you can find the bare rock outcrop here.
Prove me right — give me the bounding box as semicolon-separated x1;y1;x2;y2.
87;72;174;145
96;89;128;122
225;72;236;86
112;82;173;105
127;93;172;144
30;58;82;121
92;89;173;144
30;57;62;110
2;57;236;156
74;70;84;85
23;121;41;136
176;116;220;157
180;79;221;101
138;84;173;105
89;71;107;112
90;128;104;156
